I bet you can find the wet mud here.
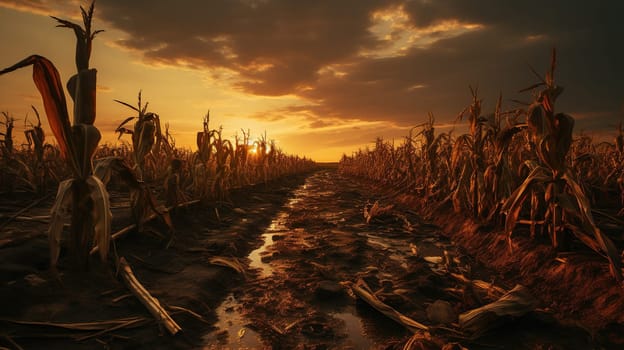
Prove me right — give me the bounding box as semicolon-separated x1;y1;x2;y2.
0;168;617;349
205;170;603;349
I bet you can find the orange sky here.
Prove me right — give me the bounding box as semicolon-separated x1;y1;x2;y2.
0;1;622;161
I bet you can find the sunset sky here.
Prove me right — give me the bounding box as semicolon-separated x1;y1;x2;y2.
0;0;622;161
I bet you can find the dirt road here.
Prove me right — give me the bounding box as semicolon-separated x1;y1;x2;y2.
203;169;597;349
0;168;605;349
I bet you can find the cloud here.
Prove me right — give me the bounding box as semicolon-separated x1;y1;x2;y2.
0;0;85;18
96;0;392;96
4;0;622;134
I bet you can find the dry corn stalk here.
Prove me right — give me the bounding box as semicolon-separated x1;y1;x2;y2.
348;278;429;333
0;1;111;269
118;257;181;335
501;49;621;281
115;90;162;181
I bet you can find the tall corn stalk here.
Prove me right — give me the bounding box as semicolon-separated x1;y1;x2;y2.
481;95;526;220
114;91;162;181
501;50;621;280
232;129;251;186
0;112;17;192
0;112;15;158
453;88;488;218
0;1;111;269
24;106;47;192
24;106;45;165
113;92;174;231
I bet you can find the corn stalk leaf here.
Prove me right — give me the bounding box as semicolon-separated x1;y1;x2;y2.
501;165;550;247
459;284;538;337
49;179;74;267
114;99;140;113
209;257;247;276
562;170;622;281
0;55;78;174
87;175;112;262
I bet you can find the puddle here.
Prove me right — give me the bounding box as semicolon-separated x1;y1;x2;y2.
248;214;286;277
248;180;313;278
202;293;264;349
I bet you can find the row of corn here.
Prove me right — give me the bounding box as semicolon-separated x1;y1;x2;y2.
339;50;624;281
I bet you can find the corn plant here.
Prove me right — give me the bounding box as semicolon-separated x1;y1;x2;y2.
415;114;451;201
163;158;187;207
0;111;15;158
193;112;217;200
251;132;273;184
24;106;45;163
112;91;178;232
338;49;622;282
0;2;111;269
93;156;173;235
196;111;213;164
0;112;17;192
480;95;526;220
22;106;47;192
114;91;163;181
501;50;621;280
232;128;251;186
452;87;497;218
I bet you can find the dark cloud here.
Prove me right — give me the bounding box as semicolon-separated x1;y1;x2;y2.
94;0;623;128
97;0;390;95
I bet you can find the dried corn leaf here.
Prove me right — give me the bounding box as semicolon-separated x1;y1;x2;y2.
562;171;622;281
459;284;537;337
209;257;247;276
0;55;77;173
0;316;146;331
348;279;429;332
87;175;112;262
48;179;74;267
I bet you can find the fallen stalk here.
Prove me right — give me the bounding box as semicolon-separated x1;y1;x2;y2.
0;192;53;231
0;316;146;331
75;317;148;341
449;273;507;298
348;279;429;332
117;257;181;335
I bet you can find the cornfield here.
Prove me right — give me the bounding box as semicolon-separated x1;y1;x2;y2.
340;50;623;281
2;2;623;349
0;2;316;270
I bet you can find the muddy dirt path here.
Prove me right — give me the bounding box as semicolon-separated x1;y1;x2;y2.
0;168;607;349
202;169;600;349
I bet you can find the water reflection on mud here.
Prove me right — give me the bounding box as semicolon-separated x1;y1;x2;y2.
203;293;264;349
204;169;597;349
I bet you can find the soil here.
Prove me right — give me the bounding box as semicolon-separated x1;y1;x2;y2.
1;166;622;349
